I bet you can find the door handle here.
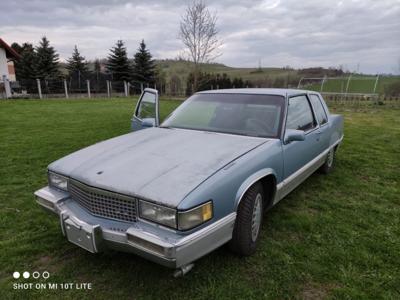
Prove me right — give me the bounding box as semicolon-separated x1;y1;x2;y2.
316;130;322;141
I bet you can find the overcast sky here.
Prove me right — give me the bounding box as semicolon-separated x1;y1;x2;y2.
1;0;399;74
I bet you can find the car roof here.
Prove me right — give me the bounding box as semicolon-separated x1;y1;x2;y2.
197;88;317;97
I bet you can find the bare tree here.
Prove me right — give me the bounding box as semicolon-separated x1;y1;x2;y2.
179;0;220;91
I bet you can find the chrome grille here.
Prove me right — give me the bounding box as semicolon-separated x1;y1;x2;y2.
69;180;137;223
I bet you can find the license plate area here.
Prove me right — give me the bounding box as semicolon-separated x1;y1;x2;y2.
63;217;101;253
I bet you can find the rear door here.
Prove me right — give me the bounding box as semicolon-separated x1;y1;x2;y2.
309;93;330;153
131;88;159;131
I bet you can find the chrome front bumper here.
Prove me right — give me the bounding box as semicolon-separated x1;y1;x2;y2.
34;186;236;268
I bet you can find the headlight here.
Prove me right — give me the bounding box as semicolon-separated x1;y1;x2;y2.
48;172;68;191
178;201;213;230
139;200;177;228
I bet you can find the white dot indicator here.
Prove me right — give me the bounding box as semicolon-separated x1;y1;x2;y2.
13;272;20;279
42;271;50;279
32;271;40;279
23;271;30;279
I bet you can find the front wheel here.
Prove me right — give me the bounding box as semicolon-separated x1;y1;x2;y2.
229;182;264;256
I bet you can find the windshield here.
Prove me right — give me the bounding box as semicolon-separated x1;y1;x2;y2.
161;93;285;138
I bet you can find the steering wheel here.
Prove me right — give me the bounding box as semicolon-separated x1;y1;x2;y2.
246;118;273;135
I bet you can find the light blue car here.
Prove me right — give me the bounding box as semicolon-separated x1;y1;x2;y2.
35;88;343;276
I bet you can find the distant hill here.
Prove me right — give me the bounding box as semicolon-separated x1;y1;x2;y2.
155;59;299;84
155;59;400;95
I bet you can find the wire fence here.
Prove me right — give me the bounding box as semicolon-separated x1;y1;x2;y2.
2;77;400;106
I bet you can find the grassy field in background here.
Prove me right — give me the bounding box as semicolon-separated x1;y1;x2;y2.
156;60;400;94
0;98;399;299
307;76;400;94
157;60;299;82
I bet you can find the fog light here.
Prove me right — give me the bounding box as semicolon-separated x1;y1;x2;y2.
36;196;55;210
127;234;165;256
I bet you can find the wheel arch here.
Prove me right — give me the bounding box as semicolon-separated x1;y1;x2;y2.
234;168;278;211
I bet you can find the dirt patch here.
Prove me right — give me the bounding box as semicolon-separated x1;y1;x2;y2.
300;282;340;300
34;249;78;274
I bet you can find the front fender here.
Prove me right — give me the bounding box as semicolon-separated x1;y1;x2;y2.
234;168;277;210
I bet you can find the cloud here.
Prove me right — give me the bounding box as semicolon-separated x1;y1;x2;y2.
0;0;399;73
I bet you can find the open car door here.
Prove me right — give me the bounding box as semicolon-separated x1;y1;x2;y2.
131;88;159;131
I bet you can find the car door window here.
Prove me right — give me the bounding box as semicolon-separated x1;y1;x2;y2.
310;95;328;125
286;95;316;131
136;92;156;119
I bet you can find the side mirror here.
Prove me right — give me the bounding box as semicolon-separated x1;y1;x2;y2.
142;118;156;128
284;129;305;144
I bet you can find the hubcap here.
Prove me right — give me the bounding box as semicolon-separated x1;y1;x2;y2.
251;193;263;242
327;149;334;167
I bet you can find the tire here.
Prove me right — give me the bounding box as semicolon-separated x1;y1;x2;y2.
229;182;264;256
320;147;335;174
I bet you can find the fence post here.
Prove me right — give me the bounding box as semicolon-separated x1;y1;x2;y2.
87;80;91;98
140;82;144;93
373;75;379;94
297;77;304;88
345;75;352;97
320;75;326;92
127;82;131;96
36;79;42;99
106;80;110;98
109;81;112;97
63;79;69;99
124;81;128;97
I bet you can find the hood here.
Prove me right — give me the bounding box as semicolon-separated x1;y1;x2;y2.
49;127;268;207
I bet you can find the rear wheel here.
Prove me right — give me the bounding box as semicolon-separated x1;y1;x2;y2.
320;148;335;174
229;182;264;256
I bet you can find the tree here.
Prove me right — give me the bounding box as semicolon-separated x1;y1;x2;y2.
179;0;220;91
94;59;101;74
132;40;156;85
107;40;131;81
11;42;37;81
66;45;88;77
94;58;101;83
35;36;60;80
66;45;89;89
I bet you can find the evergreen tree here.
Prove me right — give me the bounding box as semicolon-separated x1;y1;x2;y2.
107;40;131;81
35;36;60;80
94;59;101;74
66;45;88;77
132;40;156;84
11;42;37;80
93;58;101;82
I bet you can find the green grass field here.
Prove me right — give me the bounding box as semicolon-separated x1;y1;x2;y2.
306;76;400;95
0;98;399;299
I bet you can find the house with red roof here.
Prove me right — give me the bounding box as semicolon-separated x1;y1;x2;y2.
0;38;20;98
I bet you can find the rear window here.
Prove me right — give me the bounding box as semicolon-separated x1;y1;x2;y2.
310;94;328;125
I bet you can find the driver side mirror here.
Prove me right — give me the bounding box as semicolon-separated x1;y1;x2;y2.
142;118;156;128
284;129;305;144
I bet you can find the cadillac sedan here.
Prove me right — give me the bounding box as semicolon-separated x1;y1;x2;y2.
35;88;343;275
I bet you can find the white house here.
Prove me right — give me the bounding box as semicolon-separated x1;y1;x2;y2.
0;38;19;98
